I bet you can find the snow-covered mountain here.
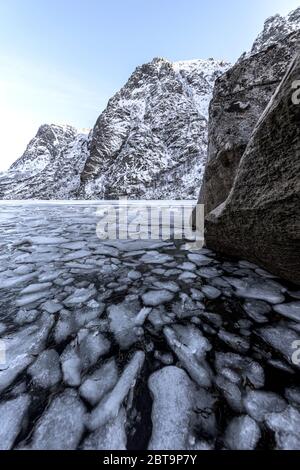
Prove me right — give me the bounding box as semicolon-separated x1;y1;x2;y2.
81;57;229;199
0;58;229;200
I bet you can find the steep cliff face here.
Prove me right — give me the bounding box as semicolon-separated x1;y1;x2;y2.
0;125;90;199
81;57;229;199
198;29;300;214
204;53;300;284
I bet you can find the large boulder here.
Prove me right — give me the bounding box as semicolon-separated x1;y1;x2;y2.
204;53;300;285
198;30;299;214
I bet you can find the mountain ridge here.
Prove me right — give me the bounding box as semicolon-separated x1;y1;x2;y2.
1;6;299;200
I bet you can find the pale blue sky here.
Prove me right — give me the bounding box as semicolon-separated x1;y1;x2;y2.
0;0;299;170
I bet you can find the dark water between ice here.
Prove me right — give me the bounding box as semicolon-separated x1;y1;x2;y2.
0;203;299;450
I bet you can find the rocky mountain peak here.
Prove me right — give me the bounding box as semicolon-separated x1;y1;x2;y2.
10;124;78;175
80;56;230;199
250;6;300;55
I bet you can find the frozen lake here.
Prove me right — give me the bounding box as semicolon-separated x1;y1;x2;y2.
0;203;300;450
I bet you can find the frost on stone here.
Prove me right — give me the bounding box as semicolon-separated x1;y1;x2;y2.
87;351;145;431
148;366;196;450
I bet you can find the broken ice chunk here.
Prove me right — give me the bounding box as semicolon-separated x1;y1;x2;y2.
20;282;52;295
77;329;111;370
224;276;285;304
273;302;300;322
108;300;150;349
63;287;96;306
61;346;82;387
29;389;86;450
164;326;212;388
79;358;118;406
187;253;213;266
16;291;51;307
201;285;221;299
265;406;300;450
218;330;250;353
15;309;40;325
243;390;287;422
140;251;173;264
0;313;54;393
215;375;244;413
42;300;63;314
142;290;174;307
87;351;145;431
224;415;261;450
28;349;62;389
0;395;31;450
215;352;265;389
257;325;300;369
82;407;126;450
148;366;196;450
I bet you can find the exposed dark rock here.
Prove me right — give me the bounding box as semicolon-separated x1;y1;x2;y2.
204;53;300;284
198;30;300;214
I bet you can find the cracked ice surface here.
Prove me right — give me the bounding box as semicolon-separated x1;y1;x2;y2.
0;203;299;450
